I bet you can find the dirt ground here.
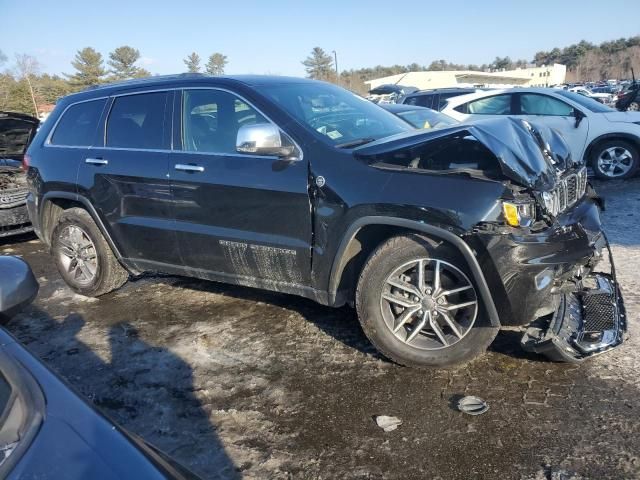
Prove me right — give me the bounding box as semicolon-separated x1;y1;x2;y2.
2;179;640;480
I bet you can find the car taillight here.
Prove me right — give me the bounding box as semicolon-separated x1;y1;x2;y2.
22;154;31;172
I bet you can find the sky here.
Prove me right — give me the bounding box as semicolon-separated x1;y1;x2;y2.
2;0;639;77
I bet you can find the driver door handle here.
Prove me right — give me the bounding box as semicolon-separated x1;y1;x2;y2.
175;164;205;173
85;158;108;166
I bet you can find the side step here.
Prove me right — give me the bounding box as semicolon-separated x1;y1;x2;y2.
521;273;627;363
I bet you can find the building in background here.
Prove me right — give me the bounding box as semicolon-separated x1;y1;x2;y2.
365;64;566;92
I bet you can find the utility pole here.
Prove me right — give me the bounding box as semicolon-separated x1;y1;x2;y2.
332;50;339;79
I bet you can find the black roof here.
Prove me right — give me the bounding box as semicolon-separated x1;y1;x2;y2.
65;74;318;102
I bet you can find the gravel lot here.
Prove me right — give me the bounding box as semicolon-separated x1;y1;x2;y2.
1;179;639;480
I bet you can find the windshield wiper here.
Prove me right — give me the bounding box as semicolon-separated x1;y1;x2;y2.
335;137;376;149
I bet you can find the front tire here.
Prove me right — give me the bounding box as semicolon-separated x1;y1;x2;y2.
355;234;498;368
51;208;128;297
590;139;639;180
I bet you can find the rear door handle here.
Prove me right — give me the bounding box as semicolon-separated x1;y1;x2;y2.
175;164;205;173
85;158;108;166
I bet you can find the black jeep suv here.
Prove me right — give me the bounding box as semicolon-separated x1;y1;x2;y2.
24;75;626;367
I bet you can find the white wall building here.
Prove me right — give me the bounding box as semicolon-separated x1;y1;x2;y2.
365;64;566;91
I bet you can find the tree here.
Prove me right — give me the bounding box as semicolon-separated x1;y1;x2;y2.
14;54;39;116
302;47;334;81
205;53;227;76
492;56;513;70
66;47;106;89
184;52;201;73
108;46;144;80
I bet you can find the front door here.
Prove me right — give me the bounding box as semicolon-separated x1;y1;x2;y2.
76;90;180;266
169;88;313;286
513;93;590;160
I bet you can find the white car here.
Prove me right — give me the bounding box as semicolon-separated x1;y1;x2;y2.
569;86;613;104
442;88;640;179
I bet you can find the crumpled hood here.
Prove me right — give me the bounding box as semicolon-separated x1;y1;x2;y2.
602;111;640;123
354;117;576;190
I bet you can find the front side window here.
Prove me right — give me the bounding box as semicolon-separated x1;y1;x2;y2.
520;94;573;116
182;89;268;154
259;82;411;147
465;94;512;115
106;92;168;149
50;99;106;146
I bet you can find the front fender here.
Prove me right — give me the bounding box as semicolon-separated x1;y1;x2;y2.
327;216;501;327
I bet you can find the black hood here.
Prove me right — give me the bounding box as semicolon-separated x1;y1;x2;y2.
354;117;578;190
0;112;40;164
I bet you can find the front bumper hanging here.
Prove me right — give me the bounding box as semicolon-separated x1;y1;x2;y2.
521;235;627;362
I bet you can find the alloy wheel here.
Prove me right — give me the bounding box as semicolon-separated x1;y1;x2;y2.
58;225;98;286
597;146;634;178
380;258;478;350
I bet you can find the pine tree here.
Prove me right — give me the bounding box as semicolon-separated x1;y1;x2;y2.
66;47;106;89
302;47;334;80
184;52;201;73
108;46;143;80
205;53;227;76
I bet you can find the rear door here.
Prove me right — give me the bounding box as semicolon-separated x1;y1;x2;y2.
513;93;589;160
76;90;181;267
168;88;313;285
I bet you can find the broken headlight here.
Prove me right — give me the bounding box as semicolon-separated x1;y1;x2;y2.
502;200;536;227
540;167;588;218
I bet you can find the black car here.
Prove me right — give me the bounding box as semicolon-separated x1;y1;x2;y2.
0;256;200;479
380;103;458;130
402;88;485;111
0;112;39;237
25;74;626;367
615;82;640;111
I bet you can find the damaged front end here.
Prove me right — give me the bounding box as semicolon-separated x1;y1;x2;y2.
0;112;39;238
521;238;627;362
355;118;628;362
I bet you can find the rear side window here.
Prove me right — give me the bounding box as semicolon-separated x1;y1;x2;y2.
50;99;106;146
461;94;512;115
405;94;435;109
438;92;467;110
106;92;168;149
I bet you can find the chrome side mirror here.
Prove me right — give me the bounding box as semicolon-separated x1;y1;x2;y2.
236;123;298;159
0;256;39;319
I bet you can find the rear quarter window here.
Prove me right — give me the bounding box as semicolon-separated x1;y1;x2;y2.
50;99;106;146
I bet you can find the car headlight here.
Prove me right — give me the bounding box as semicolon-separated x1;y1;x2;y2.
502;201;536;227
542;191;560;217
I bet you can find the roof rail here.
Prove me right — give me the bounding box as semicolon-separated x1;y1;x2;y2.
85;72;208;91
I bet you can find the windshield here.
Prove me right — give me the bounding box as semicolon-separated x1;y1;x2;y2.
259;83;411;147
395;109;458;130
556;90;615;113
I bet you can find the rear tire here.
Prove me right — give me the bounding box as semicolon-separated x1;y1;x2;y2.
627;101;639;112
590;139;639;180
51;208;128;297
355;234;498;368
